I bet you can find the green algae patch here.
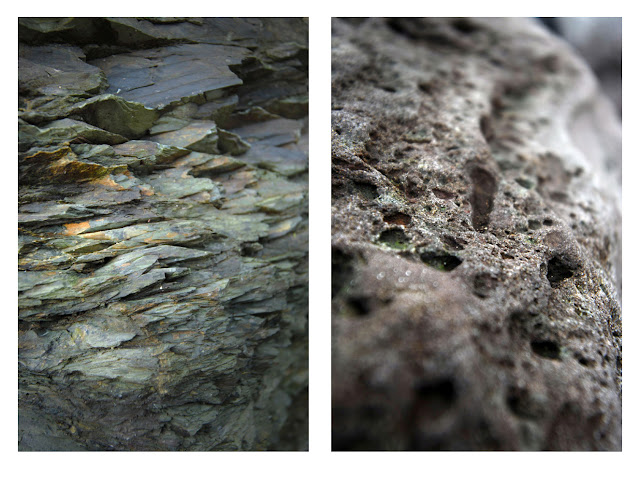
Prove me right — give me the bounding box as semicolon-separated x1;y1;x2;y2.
378;228;411;250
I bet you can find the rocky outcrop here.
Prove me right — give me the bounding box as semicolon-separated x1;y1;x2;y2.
19;17;308;451
331;18;621;451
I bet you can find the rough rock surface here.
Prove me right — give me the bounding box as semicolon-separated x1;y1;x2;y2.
19;17;308;451
331;18;621;451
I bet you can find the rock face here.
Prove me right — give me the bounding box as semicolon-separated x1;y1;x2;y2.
331;18;621;451
19;17;308;451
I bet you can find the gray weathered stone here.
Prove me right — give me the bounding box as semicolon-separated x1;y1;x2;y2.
331;17;621;451
90;44;249;110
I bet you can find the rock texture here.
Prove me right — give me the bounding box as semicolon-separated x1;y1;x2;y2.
19;17;308;451
331;18;621;451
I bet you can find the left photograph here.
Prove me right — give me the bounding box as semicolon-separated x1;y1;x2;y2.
18;17;309;451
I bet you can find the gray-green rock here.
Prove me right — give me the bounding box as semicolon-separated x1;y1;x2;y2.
19;17;308;452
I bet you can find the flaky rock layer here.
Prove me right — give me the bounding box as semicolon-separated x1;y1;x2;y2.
19;17;308;451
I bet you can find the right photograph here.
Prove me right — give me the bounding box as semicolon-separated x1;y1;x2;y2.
331;18;621;451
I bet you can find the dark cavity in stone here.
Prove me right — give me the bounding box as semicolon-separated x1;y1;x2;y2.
469;166;497;232
413;378;457;418
332;247;355;298
378;228;411;249
531;339;562;360
419;251;462;271
346;295;372;316
546;256;574;285
353;181;378;200
383;211;411;226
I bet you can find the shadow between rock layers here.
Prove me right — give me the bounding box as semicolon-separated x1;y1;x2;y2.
19;17;308;451
331;17;621;451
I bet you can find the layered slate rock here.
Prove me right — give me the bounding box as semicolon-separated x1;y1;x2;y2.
19;17;308;451
19;17;269;48
91;44;248;110
331;18;621;451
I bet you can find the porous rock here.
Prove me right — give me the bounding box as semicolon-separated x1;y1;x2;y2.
331;18;621;451
19;17;308;451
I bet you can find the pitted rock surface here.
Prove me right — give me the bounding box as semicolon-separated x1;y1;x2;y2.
331;18;621;451
19;17;308;451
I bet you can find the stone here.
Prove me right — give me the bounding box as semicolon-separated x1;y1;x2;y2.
265;94;309;119
19;118;127;150
19;17;308;452
103;17;265;48
19;44;106;98
232;118;303;147
217;129;251;155
331;18;621;451
18;17;101;44
68;94;159;139
90;44;249;110
147;121;220;154
193;95;239;124
243;144;308;177
112;140;190;173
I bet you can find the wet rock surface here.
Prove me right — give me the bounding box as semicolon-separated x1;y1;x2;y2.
331;18;621;451
19;17;308;451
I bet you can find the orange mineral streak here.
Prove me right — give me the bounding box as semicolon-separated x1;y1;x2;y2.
23;146;71;163
92;175;125;190
80;231;111;240
46;154;111;182
171;331;197;340
63;221;91;235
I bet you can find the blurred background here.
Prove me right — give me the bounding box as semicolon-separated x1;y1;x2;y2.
538;17;622;118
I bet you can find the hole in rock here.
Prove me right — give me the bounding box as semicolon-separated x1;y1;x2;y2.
432;188;455;200
473;273;497;298
353;181;379;200
528;219;541;230
515;177;535;189
506;386;545;420
332;247;354;298
576;355;596;368
378;228;411;249
546;256;574;285
469;166;497;232
413;378;457;419
479;115;493;142
419;251;462;271
418;81;434;94
531;339;561;360
441;234;465;250
451;18;478;34
550;191;568;202
383;212;411;226
346;295;372;316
